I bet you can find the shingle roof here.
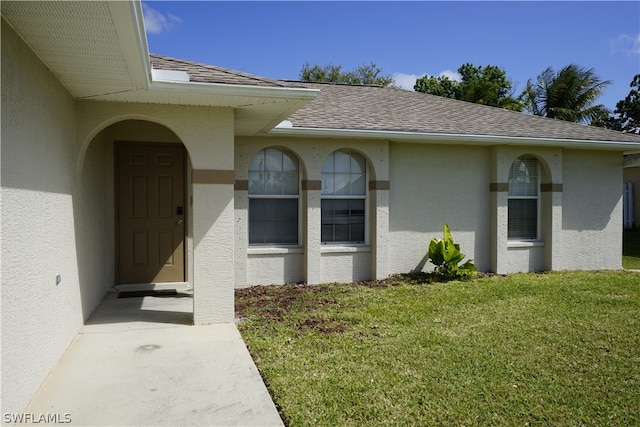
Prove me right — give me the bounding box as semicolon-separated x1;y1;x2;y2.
149;54;287;87
149;54;640;144
282;81;640;143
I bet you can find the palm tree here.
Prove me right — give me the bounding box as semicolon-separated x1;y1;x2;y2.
523;64;611;124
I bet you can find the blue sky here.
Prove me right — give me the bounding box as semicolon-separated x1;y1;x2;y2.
143;1;640;111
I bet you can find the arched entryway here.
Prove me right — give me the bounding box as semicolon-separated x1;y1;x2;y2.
77;119;193;296
77;103;237;325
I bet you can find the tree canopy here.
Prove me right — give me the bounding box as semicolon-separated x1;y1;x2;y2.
522;64;611;125
414;63;524;111
300;62;394;86
592;74;640;133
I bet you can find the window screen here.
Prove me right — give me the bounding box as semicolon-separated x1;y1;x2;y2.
248;149;299;244
508;157;538;240
321;151;366;243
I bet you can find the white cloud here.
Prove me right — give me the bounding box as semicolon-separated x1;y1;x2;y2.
392;69;462;91
612;34;640;56
438;69;462;82
142;3;182;34
392;73;422;90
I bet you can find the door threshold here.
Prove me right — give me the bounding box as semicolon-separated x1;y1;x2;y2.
114;282;191;292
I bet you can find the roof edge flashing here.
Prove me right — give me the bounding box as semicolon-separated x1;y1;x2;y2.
269;126;640;151
148;80;319;100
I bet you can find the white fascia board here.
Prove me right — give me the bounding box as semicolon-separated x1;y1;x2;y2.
108;1;152;90
148;80;319;102
269;126;640;152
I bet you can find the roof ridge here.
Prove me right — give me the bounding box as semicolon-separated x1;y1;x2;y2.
279;79;389;89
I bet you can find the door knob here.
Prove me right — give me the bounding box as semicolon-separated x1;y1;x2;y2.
177;219;184;225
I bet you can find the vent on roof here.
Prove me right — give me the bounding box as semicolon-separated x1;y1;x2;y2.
151;68;190;83
275;120;293;128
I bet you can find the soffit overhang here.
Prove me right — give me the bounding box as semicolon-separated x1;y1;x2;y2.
1;0;317;135
1;1;149;98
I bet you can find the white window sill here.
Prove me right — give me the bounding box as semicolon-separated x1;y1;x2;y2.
508;240;545;248
320;245;371;254
248;246;304;255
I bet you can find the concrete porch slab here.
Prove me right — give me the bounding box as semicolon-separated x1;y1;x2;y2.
19;293;283;426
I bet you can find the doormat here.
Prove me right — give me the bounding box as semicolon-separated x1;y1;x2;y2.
118;289;178;298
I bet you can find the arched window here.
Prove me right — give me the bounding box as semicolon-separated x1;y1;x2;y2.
321;150;366;243
248;148;299;245
508;157;539;240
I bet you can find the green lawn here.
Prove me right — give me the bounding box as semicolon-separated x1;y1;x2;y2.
237;271;640;426
624;228;640;269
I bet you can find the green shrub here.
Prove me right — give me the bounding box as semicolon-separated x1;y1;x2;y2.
428;224;477;281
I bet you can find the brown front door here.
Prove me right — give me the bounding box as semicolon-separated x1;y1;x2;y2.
117;143;185;284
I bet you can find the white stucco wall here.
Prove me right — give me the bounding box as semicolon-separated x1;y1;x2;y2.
387;142;492;275
1;22;88;416
2;20;239;413
247;249;305;285
505;244;545;272
75;129;115;312
562;150;623;270
320;248;372;283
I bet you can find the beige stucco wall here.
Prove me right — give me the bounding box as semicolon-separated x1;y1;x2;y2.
623;165;640;227
387;143;621;275
387;142;492;274
234;136;389;287
1;21;92;416
235;138;625;283
562;150;623;270
247;249;305;285
492;146;563;274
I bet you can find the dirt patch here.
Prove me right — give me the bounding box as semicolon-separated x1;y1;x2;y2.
235;283;344;322
235;274;434;321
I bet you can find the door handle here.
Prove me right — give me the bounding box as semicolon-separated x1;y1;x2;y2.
177;219;184;225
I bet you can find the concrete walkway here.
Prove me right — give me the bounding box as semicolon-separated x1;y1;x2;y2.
20;291;283;427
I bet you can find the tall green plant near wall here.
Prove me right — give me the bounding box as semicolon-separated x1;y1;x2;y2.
428;224;477;281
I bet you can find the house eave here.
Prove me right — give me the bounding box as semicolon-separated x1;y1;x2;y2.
269;126;640;152
81;73;319;105
87;81;319;136
147;80;319;103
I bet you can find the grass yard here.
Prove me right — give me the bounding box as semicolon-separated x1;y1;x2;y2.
236;271;640;426
624;228;640;269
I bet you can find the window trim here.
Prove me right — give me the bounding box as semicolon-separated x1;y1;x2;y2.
507;157;541;241
320;150;368;245
248;148;301;247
